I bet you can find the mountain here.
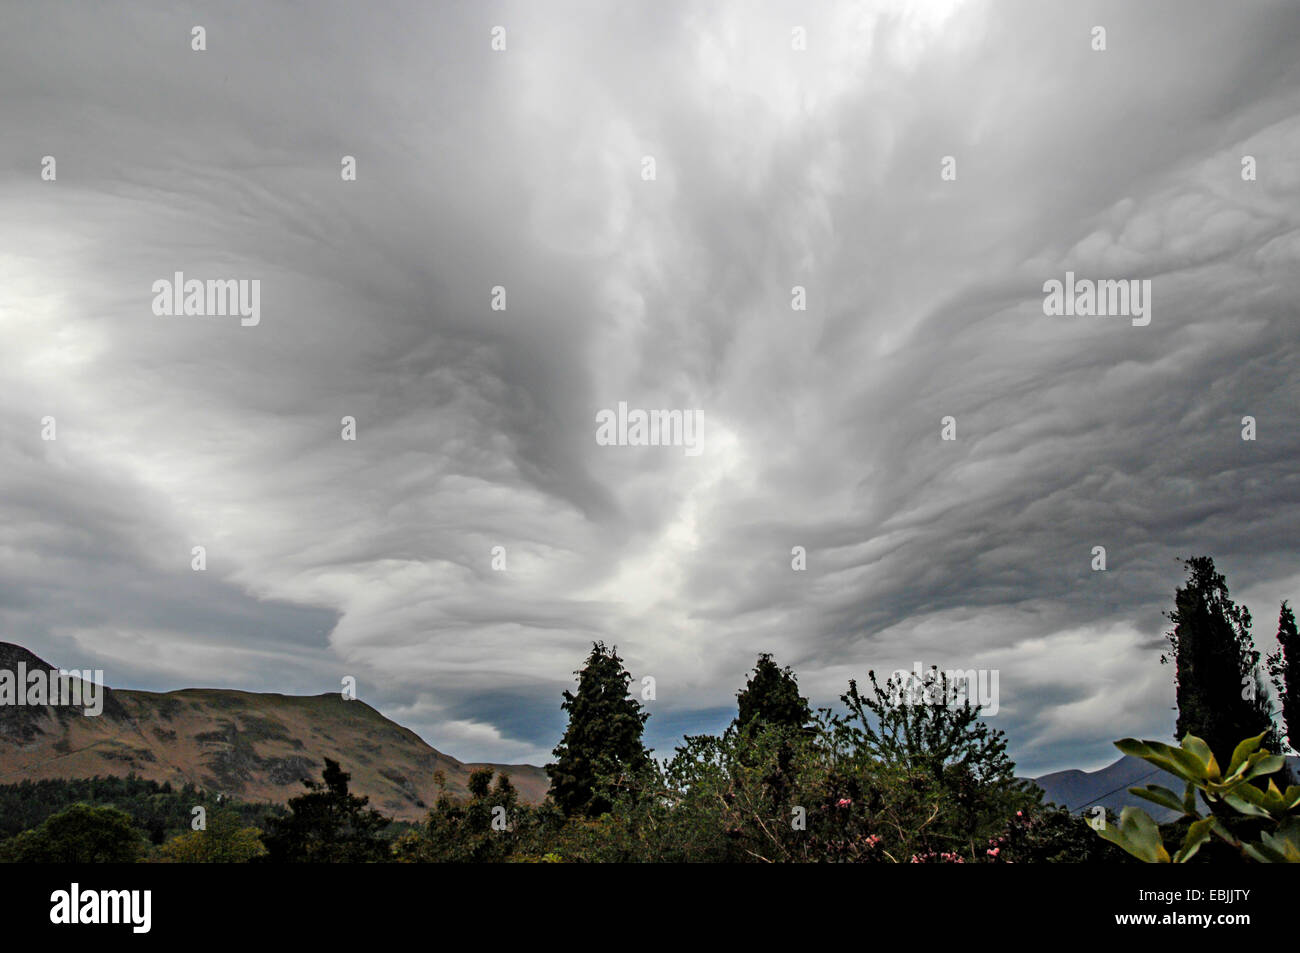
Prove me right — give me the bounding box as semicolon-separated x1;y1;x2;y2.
0;642;548;819
1031;752;1300;821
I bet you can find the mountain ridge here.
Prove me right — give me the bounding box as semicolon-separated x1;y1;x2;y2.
1030;752;1300;821
0;642;549;820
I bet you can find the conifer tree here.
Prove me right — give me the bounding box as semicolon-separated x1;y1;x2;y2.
546;642;650;817
1267;601;1299;753
1162;557;1276;766
734;653;811;732
729;653;813;814
261;759;390;862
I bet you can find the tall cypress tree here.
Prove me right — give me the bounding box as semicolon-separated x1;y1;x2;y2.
546;642;650;817
1267;601;1299;753
1163;557;1275;767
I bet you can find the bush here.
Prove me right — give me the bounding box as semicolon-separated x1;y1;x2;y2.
157;809;267;863
0;803;144;863
1092;731;1300;862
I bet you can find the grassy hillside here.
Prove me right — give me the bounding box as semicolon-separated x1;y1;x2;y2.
0;643;548;819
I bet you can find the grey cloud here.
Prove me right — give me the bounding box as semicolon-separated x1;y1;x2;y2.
1;0;1298;773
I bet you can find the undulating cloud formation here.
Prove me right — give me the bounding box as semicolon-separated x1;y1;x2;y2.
2;0;1298;774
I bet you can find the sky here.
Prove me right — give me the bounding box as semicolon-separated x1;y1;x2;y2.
2;0;1299;776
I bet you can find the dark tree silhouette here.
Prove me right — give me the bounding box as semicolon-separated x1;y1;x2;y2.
260;759;390;862
1267;601;1299;753
546;642;650;817
734;653;811;732
1162;557;1277;767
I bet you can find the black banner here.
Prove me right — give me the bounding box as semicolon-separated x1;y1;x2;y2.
2;862;1292;940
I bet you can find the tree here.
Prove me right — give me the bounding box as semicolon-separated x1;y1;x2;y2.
838;667;1019;783
831;666;1039;856
260;759;390;862
1162;557;1277;767
0;803;143;863
734;653;811;732
395;768;523;863
1268;602;1299;753
546;642;651;817
728;654;814;821
158;809;266;863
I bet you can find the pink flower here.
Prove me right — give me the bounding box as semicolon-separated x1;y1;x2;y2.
1016;811;1023;817
837;798;852;807
987;847;1000;858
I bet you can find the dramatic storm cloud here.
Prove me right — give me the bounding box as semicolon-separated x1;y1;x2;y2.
2;0;1298;773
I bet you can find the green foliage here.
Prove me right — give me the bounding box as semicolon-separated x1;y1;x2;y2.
394;768;524;862
1091;732;1300;863
990;806;1132;863
0;803;144;863
546;642;651;818
260;759;390;862
735;654;811;732
820;669;1040;860
520;660;1039;864
157;809;267;863
0;775;277;846
658;724;821;862
835;667;1017;782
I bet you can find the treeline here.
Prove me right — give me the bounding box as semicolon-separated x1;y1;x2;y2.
0;775;285;861
0;775;278;843
386;656;1128;863
2;555;1296;863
